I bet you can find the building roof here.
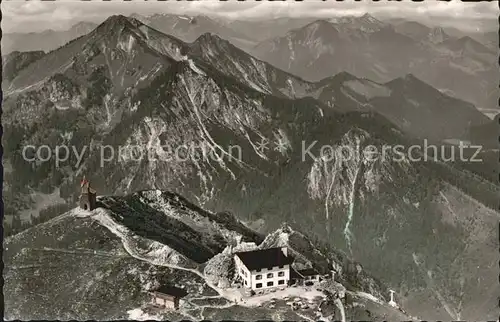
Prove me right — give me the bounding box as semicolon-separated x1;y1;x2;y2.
298;268;320;277
235;247;293;271
81;182;96;195
153;285;188;298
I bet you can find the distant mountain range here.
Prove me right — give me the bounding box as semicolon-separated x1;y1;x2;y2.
309;72;490;140
3;14;499;321
2;22;99;54
251;14;497;112
393;21;450;44
473;31;497;51
3;13;496;115
128;13;258;51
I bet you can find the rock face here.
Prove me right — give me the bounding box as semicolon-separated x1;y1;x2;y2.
4;14;499;321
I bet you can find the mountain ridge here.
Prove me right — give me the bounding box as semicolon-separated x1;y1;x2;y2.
5;188;412;320
252;17;497;112
2;21;99;55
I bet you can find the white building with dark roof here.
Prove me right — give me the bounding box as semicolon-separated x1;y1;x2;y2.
234;247;293;291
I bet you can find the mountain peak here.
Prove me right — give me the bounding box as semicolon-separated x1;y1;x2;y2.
98;14;143;31
129;13;149;23
404;73;419;81
70;21;97;31
197;32;219;40
457;35;481;46
329;13;385;32
400;73;428;85
105;14;131;24
192;32;230;48
188;32;239;62
431;26;446;34
304;19;336;30
385;73;437;93
318;71;359;86
310;19;334;26
302;19;339;36
442;35;492;54
361;13;378;22
427;26;448;43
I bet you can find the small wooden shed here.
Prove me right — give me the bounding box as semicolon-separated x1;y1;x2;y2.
151;286;188;310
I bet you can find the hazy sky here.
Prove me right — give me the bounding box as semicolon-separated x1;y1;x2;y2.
2;0;498;33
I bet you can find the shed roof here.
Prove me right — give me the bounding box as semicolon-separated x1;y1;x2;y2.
298;268;320;277
153;285;188;298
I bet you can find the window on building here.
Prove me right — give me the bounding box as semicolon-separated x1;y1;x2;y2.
256;283;262;289
267;273;273;278
278;271;285;277
268;267;273;271
256;274;262;280
244;280;247;285
255;269;261;272
267;281;274;287
278;280;285;285
278;265;284;269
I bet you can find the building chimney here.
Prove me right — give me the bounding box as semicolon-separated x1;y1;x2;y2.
281;247;288;257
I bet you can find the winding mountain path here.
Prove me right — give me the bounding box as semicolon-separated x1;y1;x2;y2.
74;206;388;319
